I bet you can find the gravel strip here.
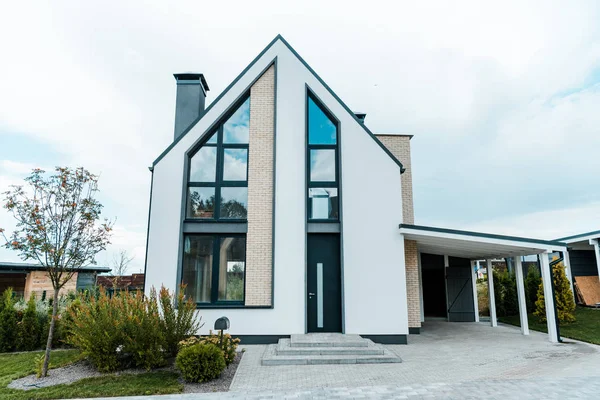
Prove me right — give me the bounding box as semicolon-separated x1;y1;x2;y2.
8;361;102;391
7;361;153;391
183;351;243;393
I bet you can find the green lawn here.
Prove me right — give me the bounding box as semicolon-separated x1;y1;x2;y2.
499;307;600;345
0;350;183;400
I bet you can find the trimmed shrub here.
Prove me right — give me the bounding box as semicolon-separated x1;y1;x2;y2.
0;288;17;352
201;332;240;366
17;294;41;351
159;286;203;358
176;343;226;383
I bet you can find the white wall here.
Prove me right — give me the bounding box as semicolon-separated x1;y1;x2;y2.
145;39;408;335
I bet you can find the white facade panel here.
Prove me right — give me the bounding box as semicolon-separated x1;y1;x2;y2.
145;38;409;336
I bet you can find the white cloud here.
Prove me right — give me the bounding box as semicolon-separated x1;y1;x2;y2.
0;0;599;264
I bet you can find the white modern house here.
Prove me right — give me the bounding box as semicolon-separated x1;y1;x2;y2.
144;35;567;344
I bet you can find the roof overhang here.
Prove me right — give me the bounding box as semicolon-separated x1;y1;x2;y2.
555;229;600;250
399;224;567;260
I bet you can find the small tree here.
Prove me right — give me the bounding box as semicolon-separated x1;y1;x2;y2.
524;267;541;311
110;249;134;289
1;167;113;376
534;261;576;323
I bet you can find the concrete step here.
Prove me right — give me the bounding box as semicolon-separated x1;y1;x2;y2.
276;339;384;356
289;333;368;348
262;343;402;365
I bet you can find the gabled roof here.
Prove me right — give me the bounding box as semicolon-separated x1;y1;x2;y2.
152;35;405;172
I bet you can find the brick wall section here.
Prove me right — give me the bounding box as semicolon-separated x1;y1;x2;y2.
375;135;414;224
245;65;275;306
404;239;420;328
375;134;420;328
24;271;78;299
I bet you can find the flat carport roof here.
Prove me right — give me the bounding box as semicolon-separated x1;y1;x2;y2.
399;224;567;259
399;224;568;343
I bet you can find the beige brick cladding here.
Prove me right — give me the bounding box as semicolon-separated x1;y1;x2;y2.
24;271;78;299
404;239;420;328
245;65;275;306
375;134;420;328
375;135;414;225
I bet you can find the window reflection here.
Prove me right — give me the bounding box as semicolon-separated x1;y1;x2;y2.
187;188;215;219
223;98;250;144
190;147;217;182
218;237;246;301
223;149;248;181
308;97;337;145
309;188;338;219
182;236;213;303
220;187;248;219
310;149;336;182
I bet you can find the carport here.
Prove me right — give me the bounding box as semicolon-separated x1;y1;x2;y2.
399;224;569;343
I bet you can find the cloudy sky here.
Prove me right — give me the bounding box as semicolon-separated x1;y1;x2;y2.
1;1;599;271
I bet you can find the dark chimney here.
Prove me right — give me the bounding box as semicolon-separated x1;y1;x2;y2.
354;112;366;123
173;73;210;140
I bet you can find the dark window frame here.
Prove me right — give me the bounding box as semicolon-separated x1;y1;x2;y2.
186;95;250;222
306;90;340;222
182;233;247;307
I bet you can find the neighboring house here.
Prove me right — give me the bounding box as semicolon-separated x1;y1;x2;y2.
144;35;567;344
97;273;145;292
0;262;110;299
556;230;600;280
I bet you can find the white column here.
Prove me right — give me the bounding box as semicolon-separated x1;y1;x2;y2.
418;252;425;323
590;239;600;281
539;252;559;343
562;250;576;301
514;256;529;335
444;255;450;320
486;259;497;327
471;260;479;322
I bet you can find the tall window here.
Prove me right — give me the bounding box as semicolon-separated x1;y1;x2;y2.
182;234;246;305
307;93;339;221
187;96;250;220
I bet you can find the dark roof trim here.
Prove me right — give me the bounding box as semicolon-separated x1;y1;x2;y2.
153;35;281;166
276;35;405;173
153;35;405;173
555;229;600;242
0;262;111;273
399;224;567;247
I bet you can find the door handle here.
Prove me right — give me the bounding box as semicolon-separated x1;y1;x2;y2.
309;293;316;296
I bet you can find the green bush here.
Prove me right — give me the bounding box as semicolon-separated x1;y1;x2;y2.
159;286;203;358
17;294;41;351
524;267;541;311
535;261;576;323
176;343;226;383
0;288;17;352
201;332;240;366
68;286;200;372
121;289;166;370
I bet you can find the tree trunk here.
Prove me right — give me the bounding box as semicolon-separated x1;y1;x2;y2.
41;288;59;378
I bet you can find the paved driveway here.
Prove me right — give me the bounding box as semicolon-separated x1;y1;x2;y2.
232;320;600;391
84;321;600;399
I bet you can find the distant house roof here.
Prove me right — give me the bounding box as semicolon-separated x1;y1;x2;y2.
0;261;111;274
96;274;145;290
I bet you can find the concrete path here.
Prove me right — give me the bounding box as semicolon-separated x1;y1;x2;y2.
75;321;600;399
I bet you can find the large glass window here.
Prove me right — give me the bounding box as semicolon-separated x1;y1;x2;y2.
187;96;250;220
182;234;246;305
307;94;339;221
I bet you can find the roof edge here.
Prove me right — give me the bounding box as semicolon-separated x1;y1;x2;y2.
275;35;405;173
555;229;600;243
399;223;568;247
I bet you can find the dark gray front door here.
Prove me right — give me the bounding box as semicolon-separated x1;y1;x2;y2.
307;234;342;333
446;266;476;322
